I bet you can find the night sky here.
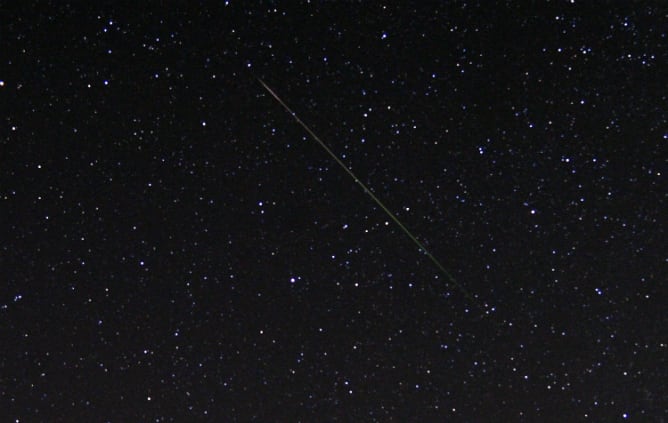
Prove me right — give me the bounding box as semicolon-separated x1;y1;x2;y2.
2;2;666;421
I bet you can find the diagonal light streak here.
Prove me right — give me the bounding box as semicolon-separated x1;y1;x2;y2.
258;77;487;311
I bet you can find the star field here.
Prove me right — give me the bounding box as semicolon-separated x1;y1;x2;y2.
1;2;666;421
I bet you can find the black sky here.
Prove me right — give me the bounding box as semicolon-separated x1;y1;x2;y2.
1;2;666;421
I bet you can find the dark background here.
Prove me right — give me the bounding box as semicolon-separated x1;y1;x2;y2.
1;2;666;421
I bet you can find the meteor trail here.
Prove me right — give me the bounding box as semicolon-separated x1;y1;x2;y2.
257;77;487;312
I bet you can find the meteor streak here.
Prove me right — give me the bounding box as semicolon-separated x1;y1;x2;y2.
258;78;487;313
